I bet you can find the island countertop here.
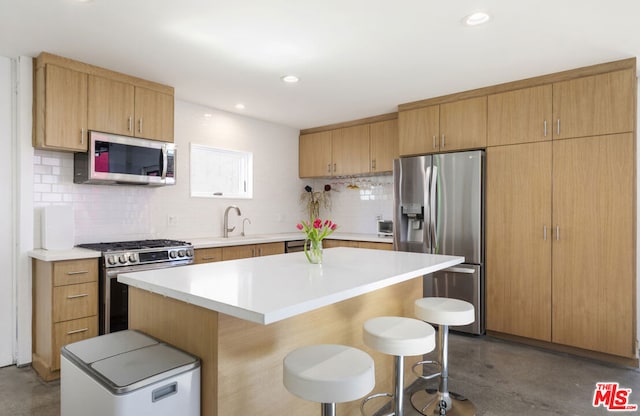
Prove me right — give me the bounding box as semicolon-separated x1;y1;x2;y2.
119;247;464;325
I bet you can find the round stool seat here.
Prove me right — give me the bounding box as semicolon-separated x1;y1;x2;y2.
283;344;375;404
363;316;435;356
415;297;475;326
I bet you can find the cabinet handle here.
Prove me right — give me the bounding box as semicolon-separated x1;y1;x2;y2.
201;256;217;260
441;134;445;148
128;116;132;132
327;163;331;174
66;293;89;299
81;128;85;145
257;248;262;256
66;328;89;335
555;225;560;241
333;163;336;172
556;119;560;136
66;270;89;275
432;135;437;149
138;118;143;133
371;159;376;170
543;120;547;137
543;225;547;240
251;248;256;257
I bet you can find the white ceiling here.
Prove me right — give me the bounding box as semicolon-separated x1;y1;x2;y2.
1;0;639;129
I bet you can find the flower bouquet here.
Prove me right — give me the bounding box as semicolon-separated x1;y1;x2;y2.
296;218;338;264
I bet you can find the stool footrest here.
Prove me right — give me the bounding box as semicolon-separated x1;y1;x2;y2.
361;392;393;416
411;359;441;381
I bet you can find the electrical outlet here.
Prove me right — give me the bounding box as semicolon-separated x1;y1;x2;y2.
167;215;178;226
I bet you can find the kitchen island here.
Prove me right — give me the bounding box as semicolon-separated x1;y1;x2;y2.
119;247;463;416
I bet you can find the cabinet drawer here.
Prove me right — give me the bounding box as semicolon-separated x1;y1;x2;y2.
52;316;98;370
195;247;223;264
53;282;98;322
53;259;98;286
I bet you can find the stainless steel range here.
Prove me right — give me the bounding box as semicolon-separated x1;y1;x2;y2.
77;239;194;334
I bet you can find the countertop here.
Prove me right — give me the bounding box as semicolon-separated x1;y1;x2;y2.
27;232;393;261
118;247;463;325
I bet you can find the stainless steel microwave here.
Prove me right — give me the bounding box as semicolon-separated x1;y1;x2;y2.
74;131;176;186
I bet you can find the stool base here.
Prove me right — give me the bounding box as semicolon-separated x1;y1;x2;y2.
410;389;476;416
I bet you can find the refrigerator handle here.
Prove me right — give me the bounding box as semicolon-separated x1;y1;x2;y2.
429;165;438;252
442;267;476;274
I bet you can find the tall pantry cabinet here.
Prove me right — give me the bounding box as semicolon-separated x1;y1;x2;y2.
486;64;636;359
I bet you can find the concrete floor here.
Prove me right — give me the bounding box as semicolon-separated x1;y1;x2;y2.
1;334;639;416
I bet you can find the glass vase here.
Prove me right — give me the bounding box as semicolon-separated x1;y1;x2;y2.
304;239;323;264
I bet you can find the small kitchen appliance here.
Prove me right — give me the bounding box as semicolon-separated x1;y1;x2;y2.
77;239;194;334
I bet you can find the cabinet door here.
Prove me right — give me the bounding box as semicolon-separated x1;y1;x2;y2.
552;134;634;357
134;87;174;142
323;240;359;248
358;241;393;250
332;125;370;175
398;105;439;156
440;96;487;152
370;119;398;173
553;69;635;139
299;131;332;178
43;64;88;151
222;245;256;260
255;242;285;257
88;75;135;136
488;85;552;146
195;248;223;264
486;142;552;341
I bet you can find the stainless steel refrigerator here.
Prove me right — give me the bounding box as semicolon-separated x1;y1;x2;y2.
393;150;484;334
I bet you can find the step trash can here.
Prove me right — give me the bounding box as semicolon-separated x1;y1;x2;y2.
61;329;200;416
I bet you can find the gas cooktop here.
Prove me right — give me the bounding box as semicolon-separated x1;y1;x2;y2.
78;239;192;252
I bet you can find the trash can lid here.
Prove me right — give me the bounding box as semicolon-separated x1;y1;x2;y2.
63;330;158;363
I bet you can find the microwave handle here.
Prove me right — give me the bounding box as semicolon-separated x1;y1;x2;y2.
161;145;168;179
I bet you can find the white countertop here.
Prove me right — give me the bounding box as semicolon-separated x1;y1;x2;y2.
28;247;102;262
119;247;463;325
188;232;392;249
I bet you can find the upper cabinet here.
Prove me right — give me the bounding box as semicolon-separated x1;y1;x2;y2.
34;52;175;152
299;115;398;178
488;85;553;146
34;64;88;152
552;69;635;139
398;97;487;156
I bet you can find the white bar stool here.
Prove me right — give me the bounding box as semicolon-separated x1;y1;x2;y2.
411;297;476;416
362;316;436;416
283;344;375;416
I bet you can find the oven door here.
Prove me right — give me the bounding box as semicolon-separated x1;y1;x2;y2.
103;261;191;334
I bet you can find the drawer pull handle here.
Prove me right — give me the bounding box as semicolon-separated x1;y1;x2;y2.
66;270;89;275
201;256;217;260
66;293;89;299
66;328;89;335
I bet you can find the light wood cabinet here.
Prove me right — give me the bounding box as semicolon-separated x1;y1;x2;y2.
399;97;486;156
32;258;99;381
486;142;552;341
486;134;635;358
324;240;392;250
488;85;553;146
370;119;399;173
222;242;285;261
551;134;634;357
34;64;88;151
299;116;398;178
194;247;223;264
34;52;175;151
553;69;635;140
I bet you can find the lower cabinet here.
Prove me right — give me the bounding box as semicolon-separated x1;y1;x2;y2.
324;240;393;250
486;134;635;359
221;242;285;261
32;258;99;381
194;247;223;264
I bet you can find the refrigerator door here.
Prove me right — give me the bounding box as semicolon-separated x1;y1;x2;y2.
393;156;432;253
424;264;483;334
432;150;483;264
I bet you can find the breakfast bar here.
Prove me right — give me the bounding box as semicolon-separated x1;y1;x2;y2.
119;247;464;416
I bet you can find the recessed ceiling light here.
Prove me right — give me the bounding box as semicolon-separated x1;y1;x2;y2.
235;103;245;110
281;75;299;83
203;113;212;118
463;12;491;26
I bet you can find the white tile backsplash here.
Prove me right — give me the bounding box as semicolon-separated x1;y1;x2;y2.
32;100;394;246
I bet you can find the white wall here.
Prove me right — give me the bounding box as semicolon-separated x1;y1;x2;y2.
0;56;14;366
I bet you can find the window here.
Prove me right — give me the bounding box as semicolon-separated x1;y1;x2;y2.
190;143;253;199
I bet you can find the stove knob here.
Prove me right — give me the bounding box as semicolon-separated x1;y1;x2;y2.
118;255;127;264
129;254;137;263
107;256;117;266
169;251;177;259
178;249;186;257
186;249;193;257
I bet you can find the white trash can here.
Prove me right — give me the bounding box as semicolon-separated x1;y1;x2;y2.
61;330;200;416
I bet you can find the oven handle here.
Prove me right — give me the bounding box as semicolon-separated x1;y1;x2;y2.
161;144;168;180
105;261;193;279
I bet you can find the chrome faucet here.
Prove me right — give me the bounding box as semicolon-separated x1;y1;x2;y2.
241;218;251;236
223;206;242;237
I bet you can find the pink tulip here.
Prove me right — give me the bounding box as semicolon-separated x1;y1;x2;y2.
296;223;303;230
330;223;337;230
313;218;322;228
